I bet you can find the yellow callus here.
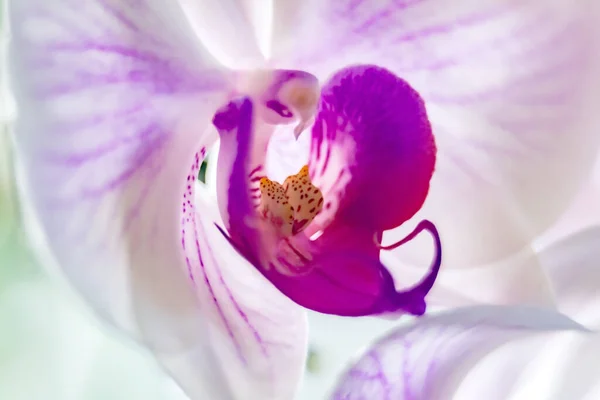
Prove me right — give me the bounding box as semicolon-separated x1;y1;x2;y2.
258;165;323;237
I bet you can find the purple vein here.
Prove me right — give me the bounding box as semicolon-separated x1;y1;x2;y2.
76;132;166;200
190;210;247;364
197;219;268;357
46;123;161;166
47;42;165;64
98;0;140;33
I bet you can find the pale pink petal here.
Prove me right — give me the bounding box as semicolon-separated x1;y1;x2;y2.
9;1;307;399
270;0;600;305
329;305;596;400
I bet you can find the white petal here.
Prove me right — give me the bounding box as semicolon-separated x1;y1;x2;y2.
329;305;596;400
381;227;555;307
0;274;186;400
9;1;307;399
179;0;267;68
535;151;600;247
190;184;308;400
537;226;600;328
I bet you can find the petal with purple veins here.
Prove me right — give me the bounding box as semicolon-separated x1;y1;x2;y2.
9;1;307;399
190;185;309;400
329;305;596;400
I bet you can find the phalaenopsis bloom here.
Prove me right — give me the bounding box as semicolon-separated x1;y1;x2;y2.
7;0;600;399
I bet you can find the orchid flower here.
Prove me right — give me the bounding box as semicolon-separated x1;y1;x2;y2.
6;0;600;399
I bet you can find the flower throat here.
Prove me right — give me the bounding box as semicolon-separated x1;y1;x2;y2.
257;165;323;238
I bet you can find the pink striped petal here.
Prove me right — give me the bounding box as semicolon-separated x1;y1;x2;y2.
270;0;600;305
9;1;307;399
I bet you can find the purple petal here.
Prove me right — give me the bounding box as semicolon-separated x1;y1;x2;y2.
214;97;440;317
329;305;592;400
273;220;442;316
9;1;307;399
307;65;435;232
272;0;600;305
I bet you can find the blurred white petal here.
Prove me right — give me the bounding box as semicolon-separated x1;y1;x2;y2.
535;152;600;247
329;305;597;400
537;226;600;328
179;0;267;68
381;232;555;307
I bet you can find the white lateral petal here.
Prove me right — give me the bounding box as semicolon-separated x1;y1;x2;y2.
9;1;307;399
